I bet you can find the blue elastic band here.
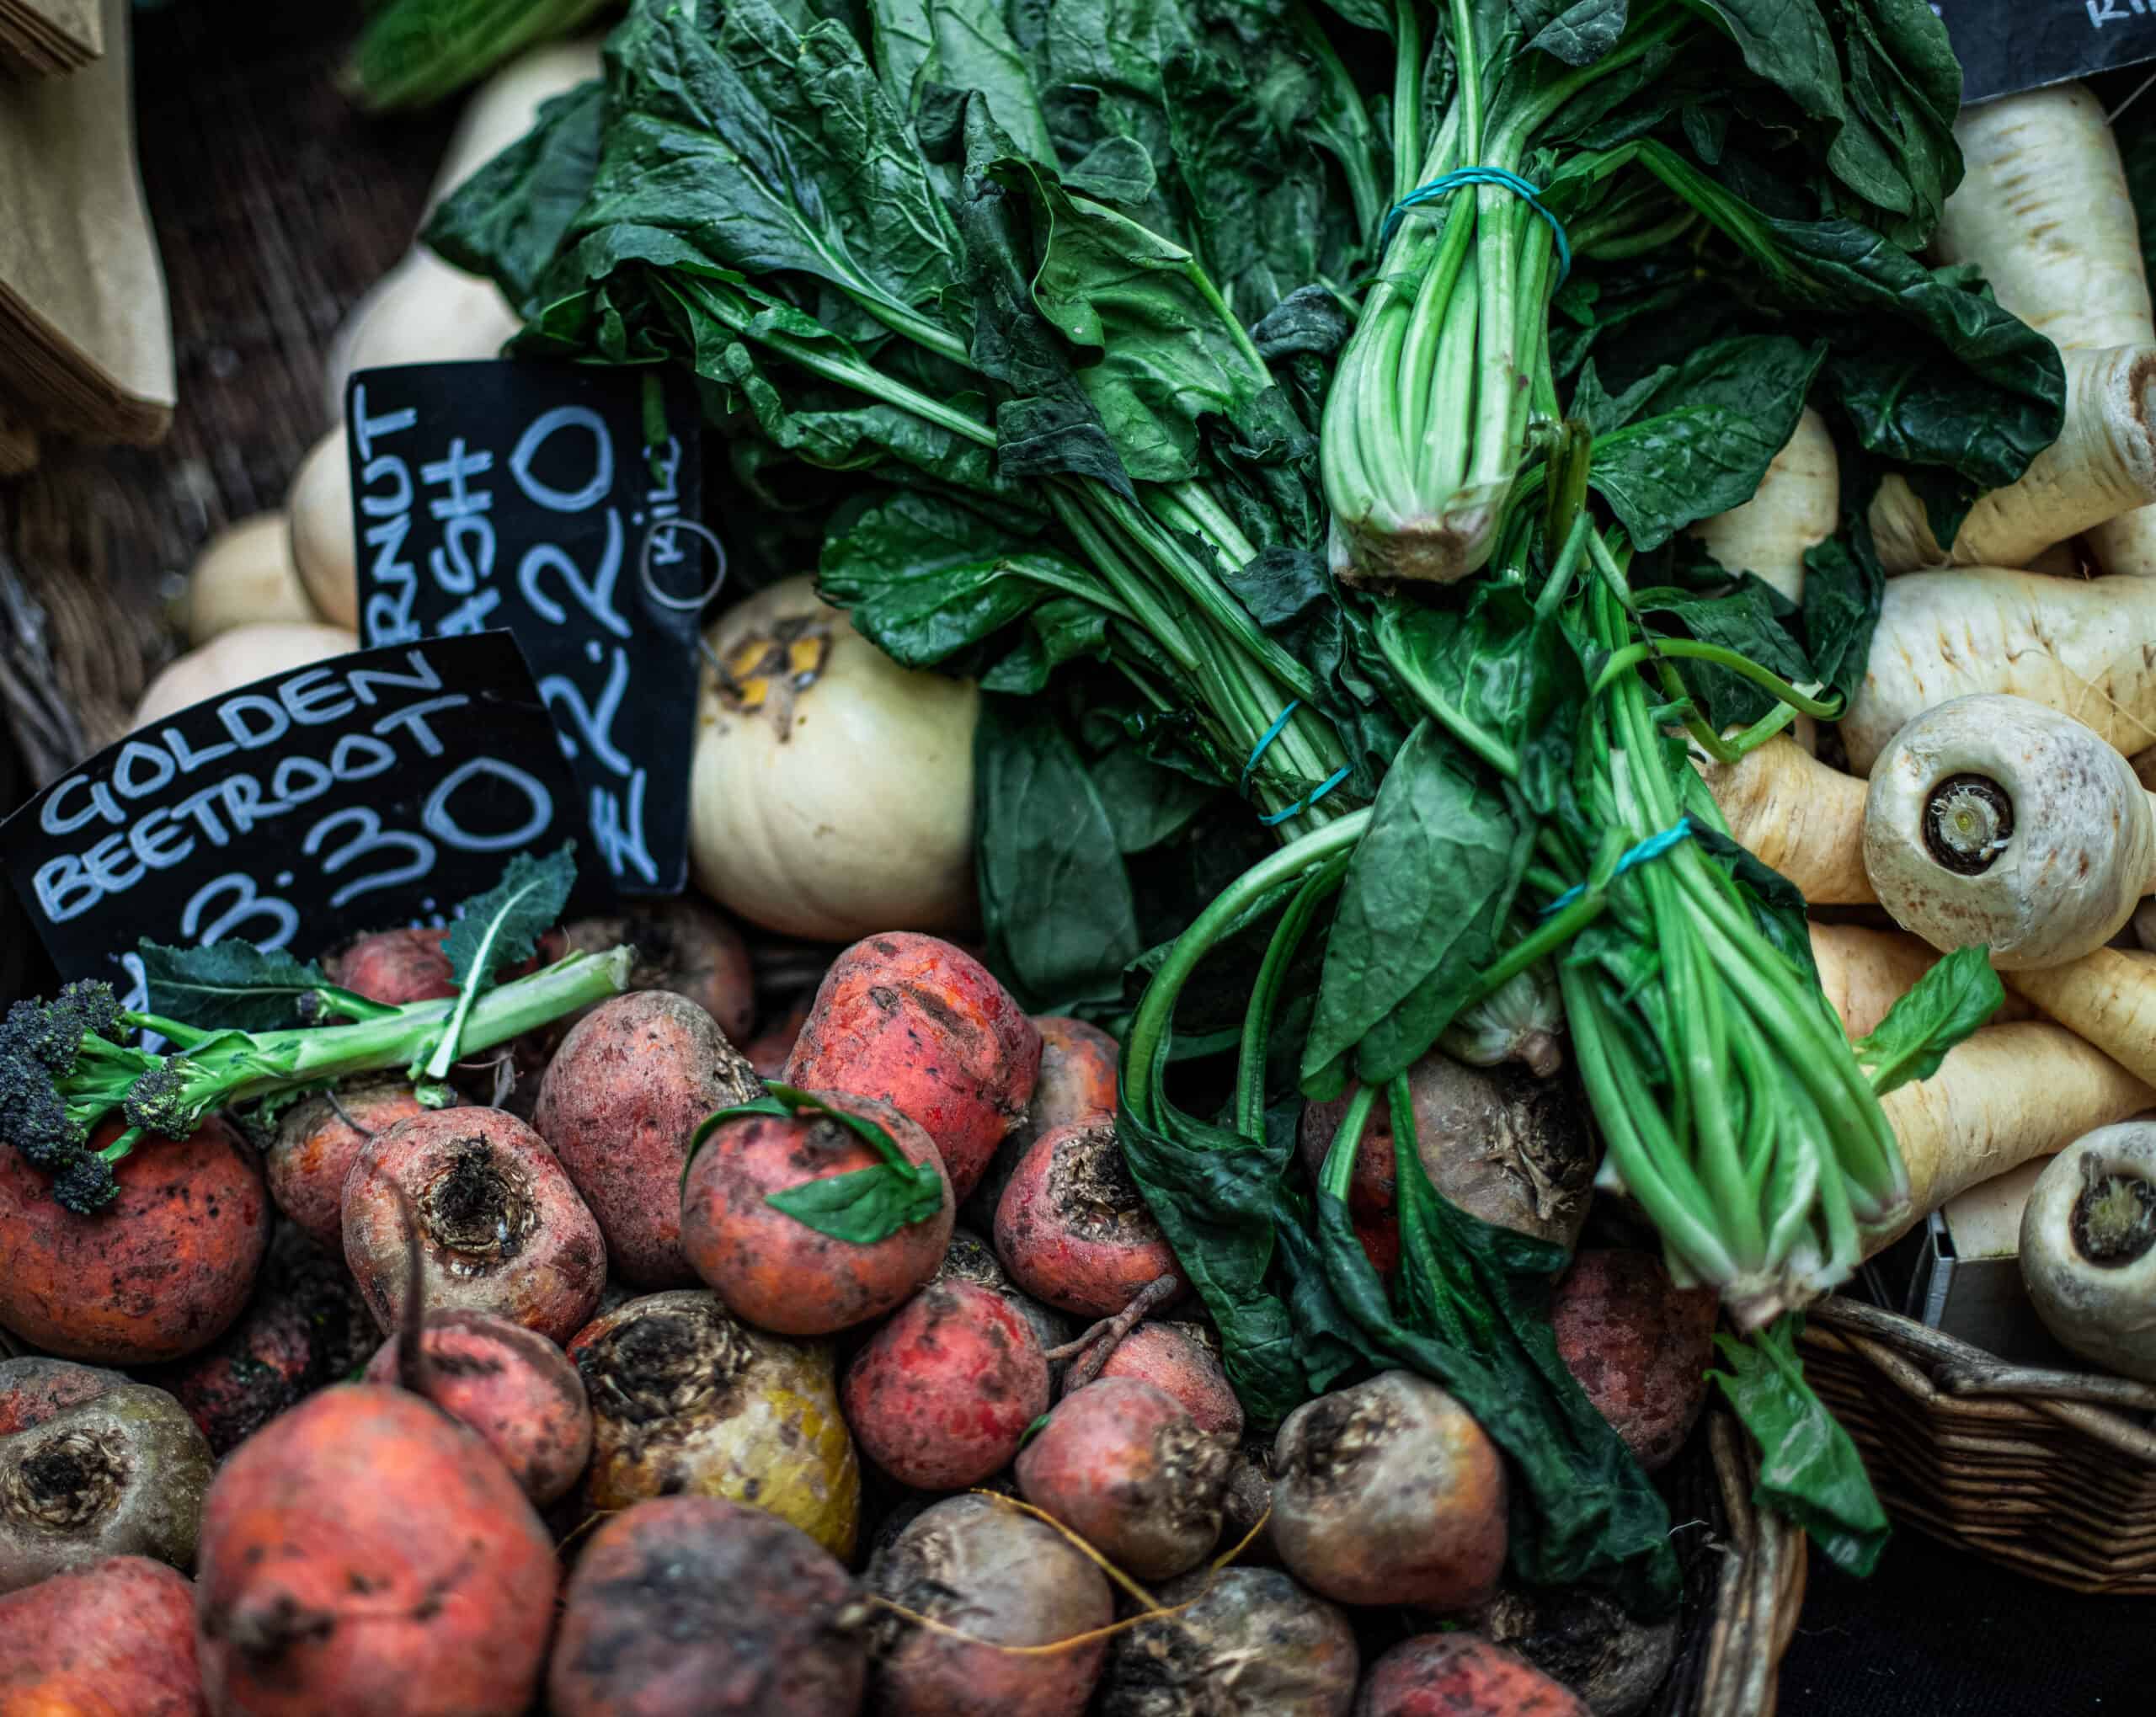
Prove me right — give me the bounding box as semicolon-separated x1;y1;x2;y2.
1261;765;1353;828
1380;167;1572;285
1241;700;1303;795
1540;817;1693;915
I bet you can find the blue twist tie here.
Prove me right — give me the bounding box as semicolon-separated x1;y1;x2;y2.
1241;700;1302;795
1540;817;1693;915
1261;765;1353;828
1380;167;1572;285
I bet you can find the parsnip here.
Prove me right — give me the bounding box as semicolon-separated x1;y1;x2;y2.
1867;1021;2155;1255
1932;83;2156;579
1864;695;2156;968
1840;567;2156;773
1691;408;1837;605
2004;947;2156;1090
1867;344;2156;573
180;515;318;644
1811;922;2035;1041
1696;736;1870;904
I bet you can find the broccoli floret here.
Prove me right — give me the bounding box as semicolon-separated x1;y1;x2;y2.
0;1035;83;1170
1;981;123;1073
51;1153;120;1214
120;1059;196;1140
57;980;125;1045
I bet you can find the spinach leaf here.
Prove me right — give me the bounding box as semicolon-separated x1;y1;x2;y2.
688;1084;947;1242
424;80;606;313
1710;1315;1890;1578
1585;336;1828;550
1302;722;1531;1090
1637;582;1817;732
976;697;1146;1011
1853;944;2004;1096
136;942;338;1034
568;0;968;344
868;0;1059;164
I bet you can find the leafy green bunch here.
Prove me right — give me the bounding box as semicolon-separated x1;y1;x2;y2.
0;850;622;1213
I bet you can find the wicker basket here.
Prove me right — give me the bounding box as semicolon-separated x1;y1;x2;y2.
1800;1295;2156;1595
1652;1412;1809;1717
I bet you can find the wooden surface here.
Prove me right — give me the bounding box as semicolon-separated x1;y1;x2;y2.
0;0;453;781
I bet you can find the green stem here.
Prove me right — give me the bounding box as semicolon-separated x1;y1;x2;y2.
1236;855;1352;1143
1593;640;1843;719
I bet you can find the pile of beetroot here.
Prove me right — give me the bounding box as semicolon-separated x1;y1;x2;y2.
0;901;1718;1717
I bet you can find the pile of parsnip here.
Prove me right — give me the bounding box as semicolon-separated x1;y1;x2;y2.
1699;81;2156;1385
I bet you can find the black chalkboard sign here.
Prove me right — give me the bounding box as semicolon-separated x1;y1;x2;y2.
345;360;709;898
0;633;588;994
1940;0;2156;104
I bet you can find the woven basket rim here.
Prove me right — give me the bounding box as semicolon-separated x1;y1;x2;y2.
1806;1297;2156;1464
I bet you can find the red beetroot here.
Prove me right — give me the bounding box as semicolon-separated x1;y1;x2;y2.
1100;1565;1358;1716
0;1116;268;1365
1015;1378;1227;1581
533;991;763;1287
681;1090;953;1336
547;898;756;1047
363;1309;593;1505
548;1496;867;1716
1353;1634;1588;1717
266;1076;428;1252
1299;1054;1594;1273
869;1493;1110;1717
343;1106;606;1344
1088;1320;1242;1439
963;1016;1119;1229
785;934;1041;1201
0;1556;205;1716
995;1120;1181;1318
193;1384;557;1716
933;1229;1075;1368
1;1358;212;1592
1271;1372;1506;1613
144;1224;376;1456
328;925;456;1004
842;1280;1049;1490
1549;1250;1717;1474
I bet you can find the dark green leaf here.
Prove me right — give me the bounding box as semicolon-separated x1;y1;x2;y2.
421;845;578;1079
1586;336;1827;549
1523;0;1629;67
976;697;1146;1011
868;0;1059;164
424;81;606;313
136;941;334;1033
1302;722;1532;1087
1065;136;1159;205
1638;583;1817;731
1853;944;2004;1096
1710;1316;1889;1577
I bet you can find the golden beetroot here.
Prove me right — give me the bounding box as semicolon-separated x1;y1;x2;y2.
868;1493;1111;1717
681;1090;953;1337
1548;1250;1717;1474
548;1496;867;1716
1271;1371;1507;1613
1353;1634;1588;1716
1099;1566;1358;1715
568;1290;860;1559
1087;1320;1243;1439
362;1309;592;1506
995;1120;1182;1319
0;1117;268;1365
548;898;756;1047
842;1280;1049;1490
785;934;1041;1201
0;1359;212;1593
193;1384;556;1716
264;1076;428;1253
1015;1378;1228;1581
0;1555;205;1716
533;991;762;1288
963;1016;1118;1231
343;1106;606;1344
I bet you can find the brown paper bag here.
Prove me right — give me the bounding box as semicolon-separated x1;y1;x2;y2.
0;0;173;448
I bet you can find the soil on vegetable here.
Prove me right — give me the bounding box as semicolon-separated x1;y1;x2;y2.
424;1140;537;1271
4;1431;125;1529
1054;1122;1157;1245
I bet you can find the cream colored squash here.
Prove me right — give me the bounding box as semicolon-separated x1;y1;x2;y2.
286;429;356;631
691;578;976;941
132;623;359;731
181;514;318;645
